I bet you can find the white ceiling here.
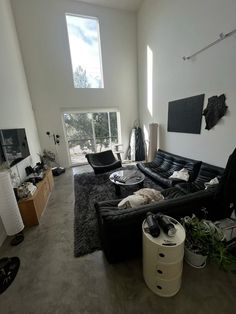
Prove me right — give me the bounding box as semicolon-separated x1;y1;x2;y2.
76;0;143;12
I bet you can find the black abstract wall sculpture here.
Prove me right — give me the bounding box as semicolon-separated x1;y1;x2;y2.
168;94;205;134
203;94;228;130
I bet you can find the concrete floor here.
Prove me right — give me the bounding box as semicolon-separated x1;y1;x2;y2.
0;166;236;314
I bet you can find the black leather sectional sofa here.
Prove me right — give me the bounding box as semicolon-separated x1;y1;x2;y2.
95;149;231;263
137;149;201;187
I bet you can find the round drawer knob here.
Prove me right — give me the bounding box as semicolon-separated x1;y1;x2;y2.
159;253;165;258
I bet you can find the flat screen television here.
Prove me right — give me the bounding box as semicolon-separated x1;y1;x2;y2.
0;128;30;167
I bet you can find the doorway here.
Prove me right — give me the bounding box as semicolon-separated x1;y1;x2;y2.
63;111;121;166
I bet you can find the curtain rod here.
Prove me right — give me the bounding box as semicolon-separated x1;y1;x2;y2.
183;28;236;61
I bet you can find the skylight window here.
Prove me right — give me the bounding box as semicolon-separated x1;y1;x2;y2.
66;14;104;88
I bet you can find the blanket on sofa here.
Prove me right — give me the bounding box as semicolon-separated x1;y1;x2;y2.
74;165;161;257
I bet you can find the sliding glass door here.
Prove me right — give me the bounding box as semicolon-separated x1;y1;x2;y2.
63;111;120;165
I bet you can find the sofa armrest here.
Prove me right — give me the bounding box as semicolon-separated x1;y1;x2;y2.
95;198;121;209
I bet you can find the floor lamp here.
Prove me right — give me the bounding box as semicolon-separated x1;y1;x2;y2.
0;171;24;246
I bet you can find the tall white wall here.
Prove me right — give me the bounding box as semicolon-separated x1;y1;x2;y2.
0;0;41;244
11;0;138;167
138;0;236;167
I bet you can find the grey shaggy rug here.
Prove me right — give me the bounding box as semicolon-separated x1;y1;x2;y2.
73;165;161;257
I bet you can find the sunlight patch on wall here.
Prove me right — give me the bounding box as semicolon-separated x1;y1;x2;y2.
147;45;153;117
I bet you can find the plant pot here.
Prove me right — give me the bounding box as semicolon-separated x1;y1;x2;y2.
184;246;207;268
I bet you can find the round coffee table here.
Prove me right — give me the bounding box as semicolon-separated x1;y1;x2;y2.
109;169;145;195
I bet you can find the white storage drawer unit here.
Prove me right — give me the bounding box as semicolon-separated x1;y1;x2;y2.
143;216;186;297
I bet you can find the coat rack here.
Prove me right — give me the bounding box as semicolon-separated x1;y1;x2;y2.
183;28;236;61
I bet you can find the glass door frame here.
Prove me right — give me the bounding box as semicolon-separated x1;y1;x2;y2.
61;108;121;167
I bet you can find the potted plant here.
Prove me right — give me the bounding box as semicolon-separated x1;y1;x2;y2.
182;215;213;268
182;215;236;271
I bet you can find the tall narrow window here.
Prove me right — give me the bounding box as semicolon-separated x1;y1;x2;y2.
66;14;104;88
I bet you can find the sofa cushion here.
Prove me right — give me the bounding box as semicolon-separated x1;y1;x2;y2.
137;149;201;187
161;186;187;199
177;162;224;193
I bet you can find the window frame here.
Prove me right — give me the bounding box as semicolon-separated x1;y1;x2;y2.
61;109;121;166
65;13;104;89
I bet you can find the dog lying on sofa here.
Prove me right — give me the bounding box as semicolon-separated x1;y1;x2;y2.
95;149;233;263
118;188;164;209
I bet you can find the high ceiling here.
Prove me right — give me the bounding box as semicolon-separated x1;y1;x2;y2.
76;0;143;12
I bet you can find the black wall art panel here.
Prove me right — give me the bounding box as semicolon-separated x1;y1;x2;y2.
168;94;205;134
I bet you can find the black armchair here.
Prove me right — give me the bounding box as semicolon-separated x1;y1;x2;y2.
85;150;122;175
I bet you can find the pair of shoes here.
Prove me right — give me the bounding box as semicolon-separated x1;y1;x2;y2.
0;257;20;294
